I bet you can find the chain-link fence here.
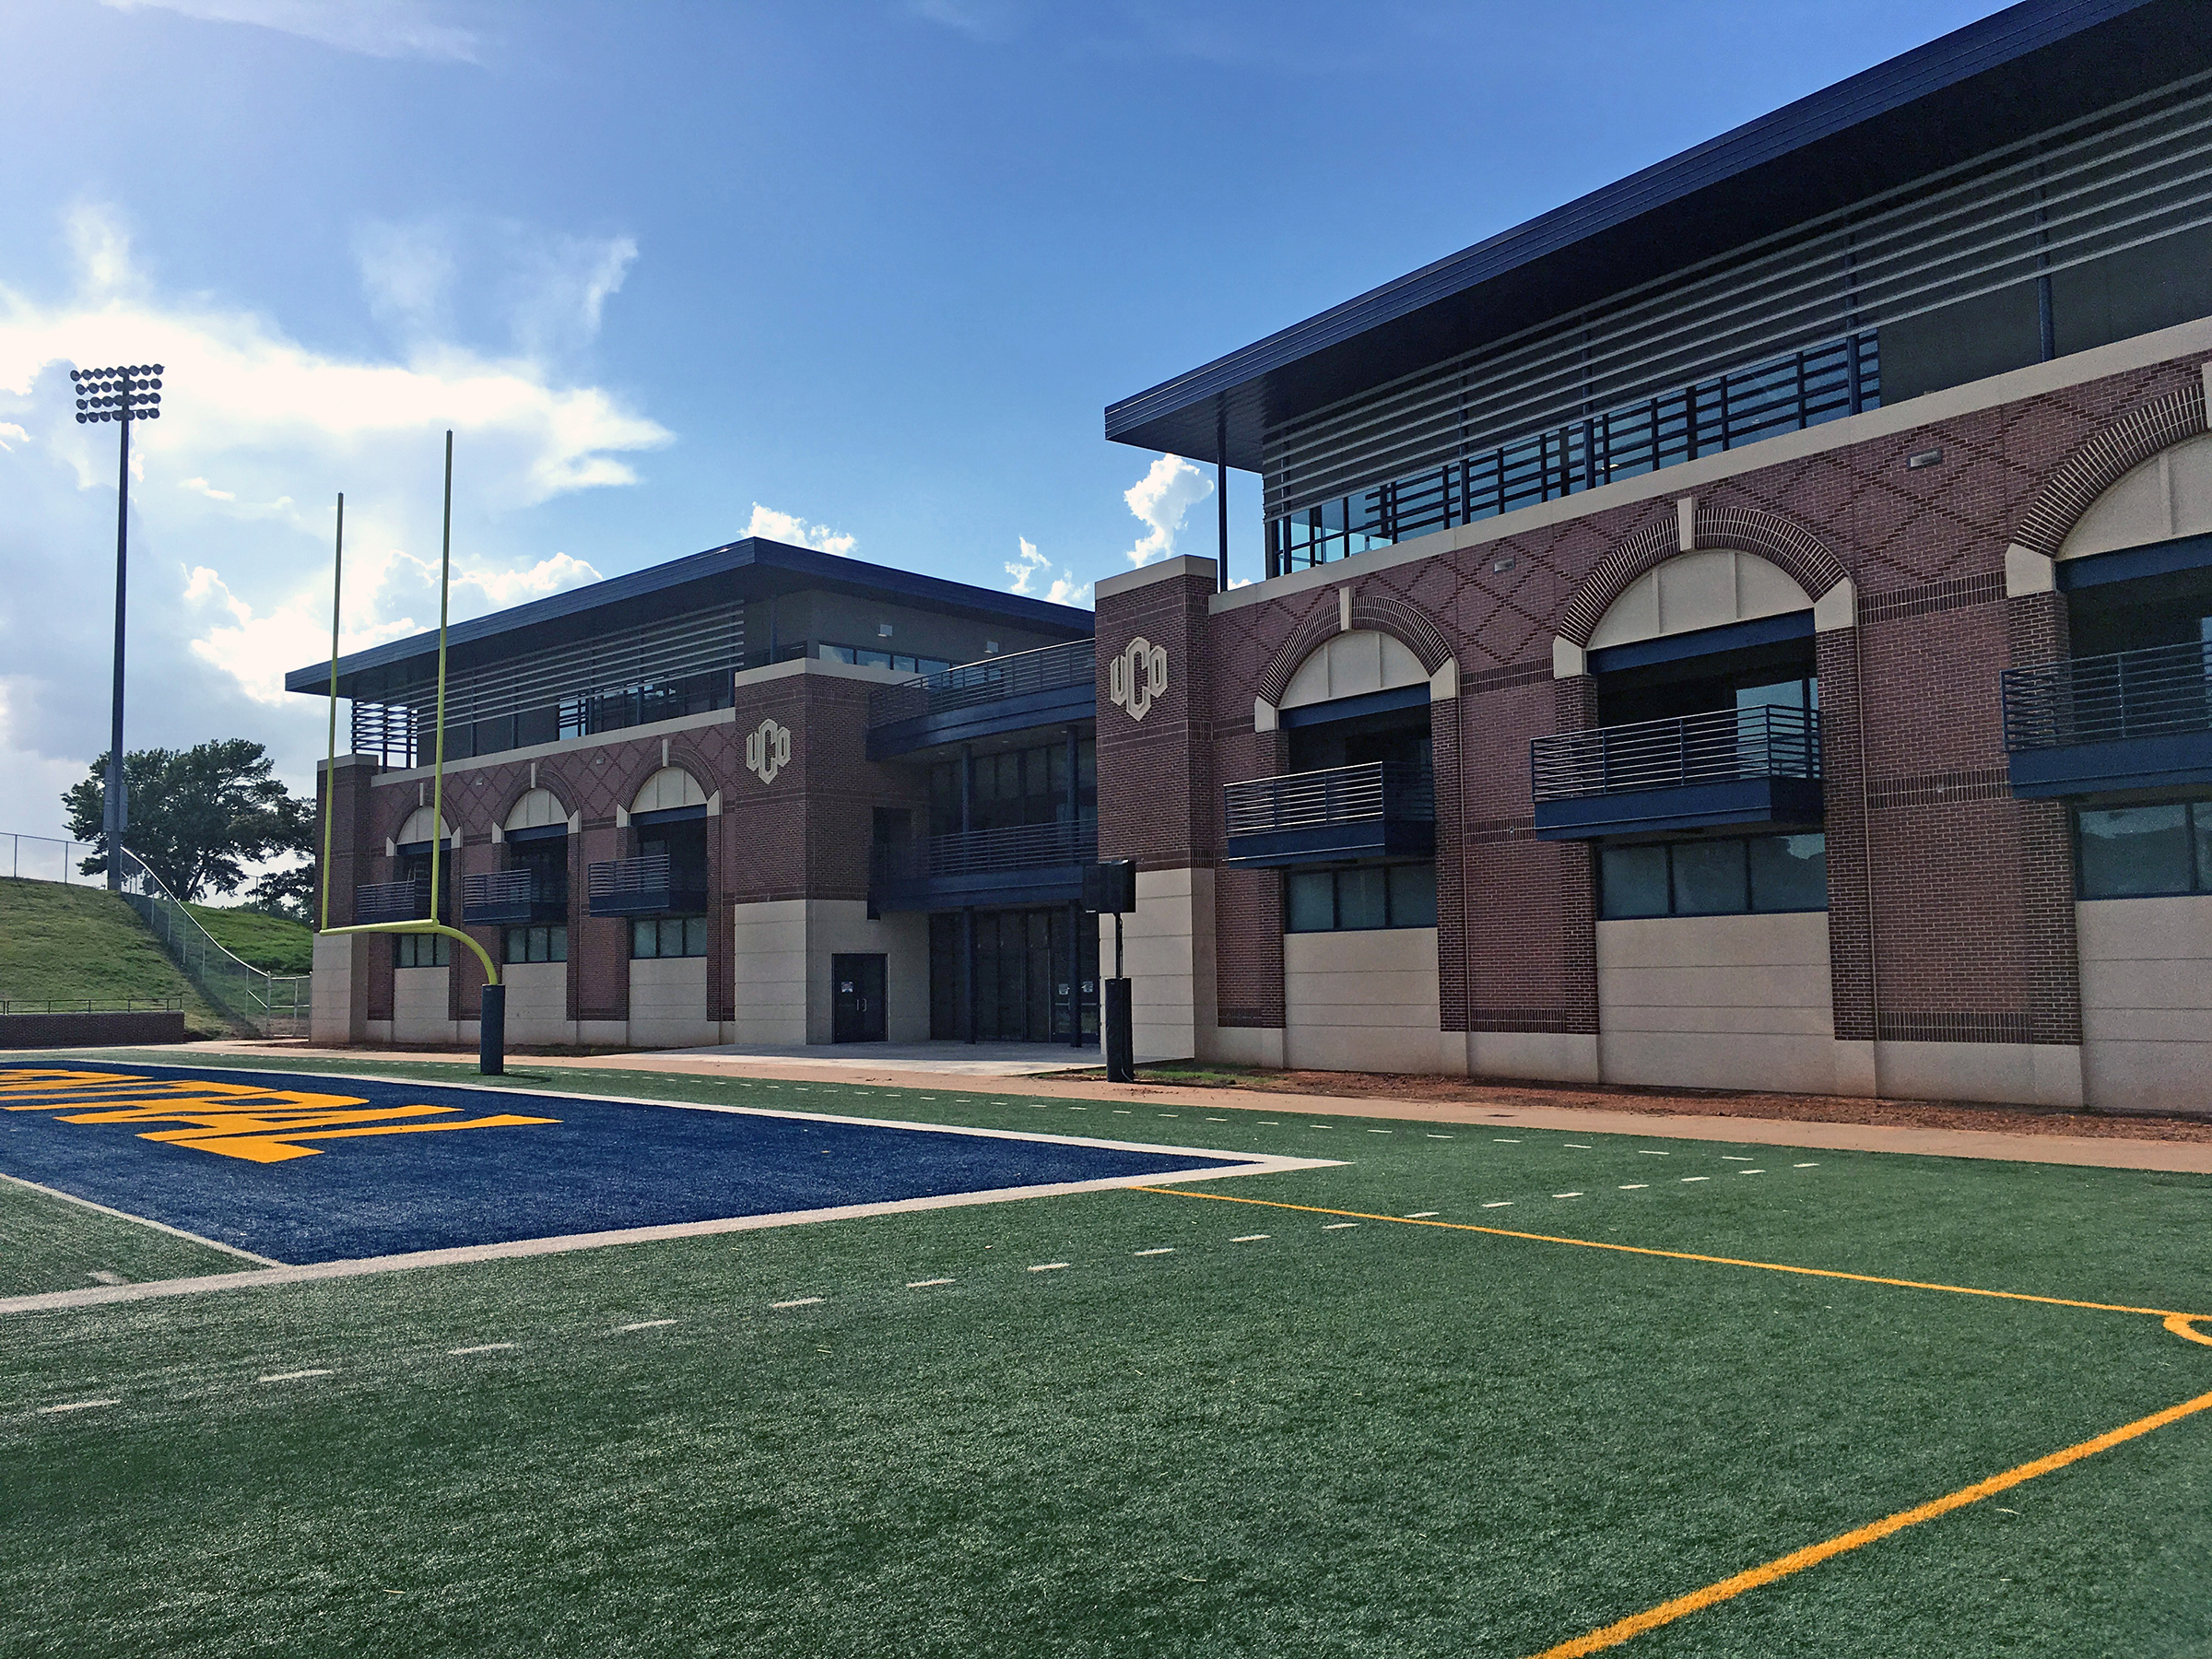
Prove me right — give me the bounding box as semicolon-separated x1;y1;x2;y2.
2;831;98;884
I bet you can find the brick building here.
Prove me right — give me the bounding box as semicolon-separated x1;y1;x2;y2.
296;537;1100;1051
1092;0;2212;1112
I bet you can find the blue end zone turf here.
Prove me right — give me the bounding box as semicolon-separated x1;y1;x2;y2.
0;1062;1263;1265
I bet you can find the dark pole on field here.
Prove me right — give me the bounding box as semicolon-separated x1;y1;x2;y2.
74;363;166;888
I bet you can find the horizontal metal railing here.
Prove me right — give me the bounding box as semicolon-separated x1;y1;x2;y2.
874;820;1098;884
1224;762;1435;836
460;868;570;912
355;876;432;925
585;853;706;900
866;639;1096;730
0;996;185;1015
1;832;100;884
2002;640;2212;751
1531;705;1821;802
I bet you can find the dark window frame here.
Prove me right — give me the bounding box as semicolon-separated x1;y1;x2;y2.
1284;863;1439;934
1597;833;1829;920
2074;799;2212;900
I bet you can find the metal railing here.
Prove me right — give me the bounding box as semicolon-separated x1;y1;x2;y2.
2002;640;2212;751
2;832;99;884
1224;762;1435;836
867;639;1096;730
874;820;1098;884
112;848;310;1038
356;876;432;925
585;853;707;904
0;996;184;1015
1531;705;1821;802
460;868;570;912
1273;335;1876;571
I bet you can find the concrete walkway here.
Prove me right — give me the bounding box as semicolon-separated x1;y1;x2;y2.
142;1038;2212;1176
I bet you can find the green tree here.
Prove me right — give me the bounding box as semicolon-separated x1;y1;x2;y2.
64;741;311;902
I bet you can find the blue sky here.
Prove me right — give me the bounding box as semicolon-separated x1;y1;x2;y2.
0;0;2008;845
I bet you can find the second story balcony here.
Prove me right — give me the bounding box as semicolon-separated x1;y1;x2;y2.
460;868;571;926
871;820;1097;911
866;639;1096;759
585;853;708;919
1532;705;1822;840
1223;762;1435;868
2003;640;2212;797
355;876;432;926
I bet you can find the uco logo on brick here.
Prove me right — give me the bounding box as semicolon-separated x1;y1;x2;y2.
1109;637;1169;722
746;718;793;784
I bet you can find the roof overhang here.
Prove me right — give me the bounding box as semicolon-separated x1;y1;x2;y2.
1104;0;2207;468
286;536;1094;701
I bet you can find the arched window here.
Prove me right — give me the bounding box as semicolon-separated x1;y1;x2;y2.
1279;629;1430;711
394;806;456;849
1587;548;1813;649
631;767;707;815
503;788;569;831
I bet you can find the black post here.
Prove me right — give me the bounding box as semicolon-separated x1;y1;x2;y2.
1216;396;1230;594
478;982;506;1076
1103;975;1134;1083
105;410;130;889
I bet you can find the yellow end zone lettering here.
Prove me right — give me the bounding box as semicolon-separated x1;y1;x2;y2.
0;1068;559;1162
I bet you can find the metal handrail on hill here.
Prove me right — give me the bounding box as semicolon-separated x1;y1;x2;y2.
110;848;312;1038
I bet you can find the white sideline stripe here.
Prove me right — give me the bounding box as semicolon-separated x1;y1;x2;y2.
1405;1211;1440;1218
1483;1201;1512;1207
39;1398;118;1414
1740;1169;1766;1175
1427;1134;1453;1138
0;1103;1335;1319
905;1278;955;1288
1619;1184;1648;1190
1027;1264;1068;1274
1638;1149;1669;1156
1230;1234;1270;1242
448;1342;514;1355
1563;1144;1592;1148
1681;1176;1710;1182
1133;1248;1174;1256
0;1171;279;1266
1721;1156;1755;1161
618;1319;677;1331
1552;1193;1583;1199
772;1298;824;1309
1322;1222;1359;1230
1795;1162;1821;1168
258;1369;334;1383
1368;1129;1393;1135
1494;1138;1522;1143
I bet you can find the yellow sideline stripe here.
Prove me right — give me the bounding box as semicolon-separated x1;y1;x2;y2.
1527;1385;2212;1658
1127;1186;2207;1322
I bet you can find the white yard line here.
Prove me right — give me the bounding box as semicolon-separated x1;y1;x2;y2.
0;1171;279;1265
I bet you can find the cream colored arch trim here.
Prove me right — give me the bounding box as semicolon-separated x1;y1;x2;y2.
394;806;456;847
2057;429;2212;562
1585;548;1814;650
502;787;569;831
1279;629;1429;710
631;766;707;815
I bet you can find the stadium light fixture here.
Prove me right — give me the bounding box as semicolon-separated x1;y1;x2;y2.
70;362;167;890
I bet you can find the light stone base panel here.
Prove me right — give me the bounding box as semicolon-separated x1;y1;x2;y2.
729;900;932;1048
2076;895;2212;1114
1468;1030;1603;1084
391;966;459;1047
731;900;809;1047
1200;1025;1286;1069
500;961;575;1046
1281;927;1465;1076
1105;866;1217;1064
629;956;715;1050
1873;1041;2085;1110
1596;912;1836;1092
310;933;372;1045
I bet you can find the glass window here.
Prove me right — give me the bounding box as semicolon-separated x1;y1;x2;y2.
1336;866;1388;930
504;925;568;965
1670;841;1748;915
858;649;894;669
1288;872;1335;932
2196;803;2212;891
1387;863;1438;927
394;933;450;968
2078;805;2194;898
631;917;658;959
1748;834;1828;912
917;658;951;676
819;643;856;664
1600;846;1669;919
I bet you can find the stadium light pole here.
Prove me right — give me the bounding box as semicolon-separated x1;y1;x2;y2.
72;362;166;890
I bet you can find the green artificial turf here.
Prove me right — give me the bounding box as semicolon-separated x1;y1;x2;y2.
183;904;314;975
0;1177;257;1298
5;1055;2211;1658
0;881;230;1036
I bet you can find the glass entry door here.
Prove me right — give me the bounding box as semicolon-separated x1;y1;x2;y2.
929;909;1098;1043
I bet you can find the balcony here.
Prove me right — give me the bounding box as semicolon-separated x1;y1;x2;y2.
585;853;708;918
1531;705;1822;840
460;868;570;926
355;876;431;925
871;820;1098;911
865;639;1096;759
2003;640;2212;797
1222;762;1435;868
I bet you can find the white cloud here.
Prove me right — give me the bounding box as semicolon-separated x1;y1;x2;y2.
0;423;27;452
0;202;667;832
354;220;456;338
101;0;481;63
1005;536;1090;607
1123;453;1212;568
910;0;1024;41
745;502;856;558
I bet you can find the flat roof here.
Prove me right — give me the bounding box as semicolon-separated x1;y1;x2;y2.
286;536;1094;701
1105;0;2206;468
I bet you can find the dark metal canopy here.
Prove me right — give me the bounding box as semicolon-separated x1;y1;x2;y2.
285;535;1094;702
1105;0;2206;468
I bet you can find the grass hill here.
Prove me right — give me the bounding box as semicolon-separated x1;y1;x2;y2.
0;878;233;1037
186;903;314;975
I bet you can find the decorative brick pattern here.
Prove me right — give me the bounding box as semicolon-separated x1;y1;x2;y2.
1859;572;2006;625
1347;591;1453;673
1865;768;2011;810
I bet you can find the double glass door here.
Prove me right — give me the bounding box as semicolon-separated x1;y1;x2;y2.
930;909;1099;1043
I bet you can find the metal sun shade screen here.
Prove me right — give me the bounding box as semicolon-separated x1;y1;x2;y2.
2002;640;2212;750
1531;705;1822;802
349;604;745;765
866;639;1097;729
1265;74;2212;559
1223;762;1436;836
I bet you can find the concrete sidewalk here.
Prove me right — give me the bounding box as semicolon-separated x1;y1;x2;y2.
141;1038;2212;1176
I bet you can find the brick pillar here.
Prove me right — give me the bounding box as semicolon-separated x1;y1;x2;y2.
1215;723;1285;1029
311;754;381;1043
1817;629;1876;1046
575;818;629;1024
1433;686;1470;1033
2006;590;2083;1049
1554;675;1600;1039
